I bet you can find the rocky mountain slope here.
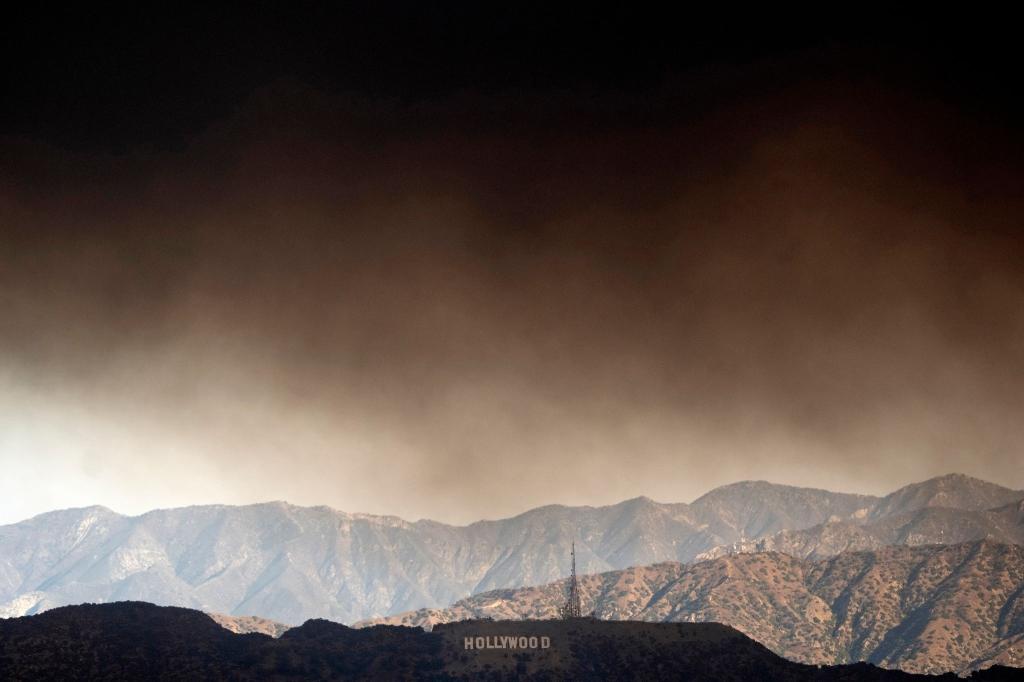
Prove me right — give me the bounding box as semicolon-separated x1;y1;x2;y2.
0;474;1019;625
698;497;1024;562
366;541;1024;675
207;611;291;637
2;601;1016;680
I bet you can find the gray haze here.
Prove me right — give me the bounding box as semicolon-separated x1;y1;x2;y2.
1;79;1023;524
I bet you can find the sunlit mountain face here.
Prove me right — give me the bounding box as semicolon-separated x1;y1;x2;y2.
1;474;1020;625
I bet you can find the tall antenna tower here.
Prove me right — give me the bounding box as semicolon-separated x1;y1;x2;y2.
559;540;583;619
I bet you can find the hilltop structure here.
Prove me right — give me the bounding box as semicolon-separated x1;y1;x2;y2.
558;541;583;619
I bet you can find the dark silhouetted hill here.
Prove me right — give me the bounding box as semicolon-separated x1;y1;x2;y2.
1;601;1022;680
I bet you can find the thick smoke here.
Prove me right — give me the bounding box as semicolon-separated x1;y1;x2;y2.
1;77;1022;524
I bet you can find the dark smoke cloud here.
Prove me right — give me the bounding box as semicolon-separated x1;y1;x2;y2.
1;74;1022;524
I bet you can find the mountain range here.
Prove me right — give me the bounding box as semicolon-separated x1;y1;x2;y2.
366;540;1024;675
0;474;1020;626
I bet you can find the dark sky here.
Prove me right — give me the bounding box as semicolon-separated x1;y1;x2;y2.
1;9;1022;523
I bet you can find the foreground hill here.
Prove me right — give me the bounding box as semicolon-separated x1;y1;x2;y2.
0;474;1019;624
1;601;1019;680
366;541;1024;675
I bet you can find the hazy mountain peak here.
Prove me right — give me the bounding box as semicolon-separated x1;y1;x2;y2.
22;505;121;522
917;472;1004;489
688;480;878;542
869;473;1024;520
690;479;876;507
614;495;661;510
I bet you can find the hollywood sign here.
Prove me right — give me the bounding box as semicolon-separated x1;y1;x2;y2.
464;635;552;650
